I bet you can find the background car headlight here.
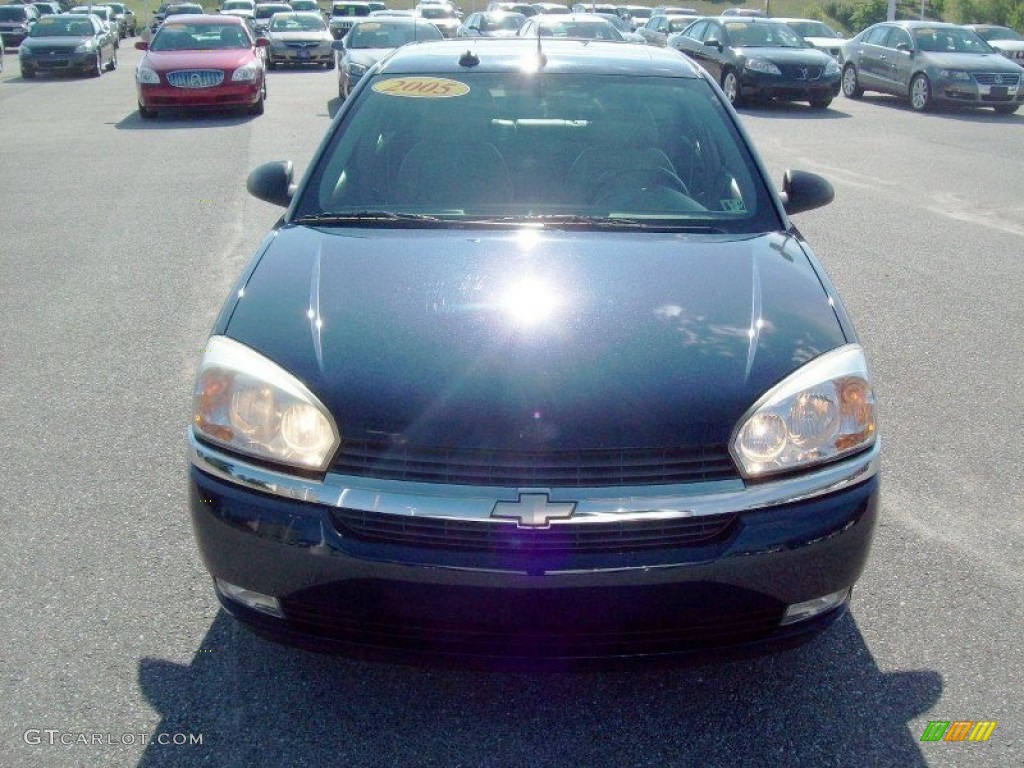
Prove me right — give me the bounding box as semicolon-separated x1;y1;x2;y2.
346;61;367;75
730;344;876;478
75;42;96;53
136;66;160;84
192;336;340;471
232;62;259;82
745;58;782;75
939;68;971;82
824;59;840;76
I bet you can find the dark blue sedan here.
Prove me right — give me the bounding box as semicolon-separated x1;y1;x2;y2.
188;39;879;666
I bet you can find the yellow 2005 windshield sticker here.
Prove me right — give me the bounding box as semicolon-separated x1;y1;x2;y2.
372;77;470;99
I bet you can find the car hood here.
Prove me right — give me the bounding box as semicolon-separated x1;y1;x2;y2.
987;40;1024;53
22;35;93;47
920;50;1022;71
142;49;255;71
344;47;391;66
269;31;332;42
222;227;847;452
735;46;833;65
804;36;846;49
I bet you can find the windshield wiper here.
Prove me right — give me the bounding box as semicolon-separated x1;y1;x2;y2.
464;214;724;232
293;211;446;225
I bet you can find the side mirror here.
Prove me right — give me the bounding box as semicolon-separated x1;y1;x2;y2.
895;42;912;53
247;161;295;208
781;170;833;215
331;38;345;50
704;37;721;50
135;40;149;50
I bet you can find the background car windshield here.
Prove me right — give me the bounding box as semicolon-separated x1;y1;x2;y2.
152;23;251;49
785;20;839;38
0;7;28;19
977;26;1023;42
299;72;777;232
418;6;455;18
256;5;292;18
539;20;622;39
333;5;369;15
271;15;326;31
913;27;991;52
725;21;804;48
29;16;92;35
347;21;441;47
482;13;522;32
223;0;255;9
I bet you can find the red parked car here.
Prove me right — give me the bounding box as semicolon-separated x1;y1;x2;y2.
135;15;268;119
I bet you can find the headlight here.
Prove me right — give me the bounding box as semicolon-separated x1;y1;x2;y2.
232;62;259;82
824;59;840;76
939;68;971;82
730;344;876;478
270;38;285;48
136;66;160;84
745;58;782;75
192;336;340;471
346;61;367;75
75;42;95;53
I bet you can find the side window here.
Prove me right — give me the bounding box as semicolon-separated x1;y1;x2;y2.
885;28;911;49
686;20;706;40
864;25;890;46
707;22;723;44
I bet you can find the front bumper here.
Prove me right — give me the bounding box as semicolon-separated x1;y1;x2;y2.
934;77;1022;107
20;51;97;73
138;80;262;109
740;70;841;102
268;46;332;65
0;29;29;47
189;433;880;665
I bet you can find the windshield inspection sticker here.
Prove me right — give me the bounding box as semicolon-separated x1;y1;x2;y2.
372;77;470;98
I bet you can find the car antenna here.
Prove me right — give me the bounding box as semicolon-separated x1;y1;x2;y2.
535;21;547;68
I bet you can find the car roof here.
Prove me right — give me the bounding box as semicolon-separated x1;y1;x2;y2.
375;38;705;77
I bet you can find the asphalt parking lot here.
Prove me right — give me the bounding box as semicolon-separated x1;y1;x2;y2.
1;43;1022;767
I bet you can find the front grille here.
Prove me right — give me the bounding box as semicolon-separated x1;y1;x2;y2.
330;439;738;486
330;508;737;553
973;72;1021;86
285;41;321;48
167;69;225;88
781;65;823;81
280;581;786;658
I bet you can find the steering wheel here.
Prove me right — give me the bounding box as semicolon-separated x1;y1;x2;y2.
588;166;690;206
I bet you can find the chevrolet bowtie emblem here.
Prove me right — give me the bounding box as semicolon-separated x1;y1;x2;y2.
492;493;576;528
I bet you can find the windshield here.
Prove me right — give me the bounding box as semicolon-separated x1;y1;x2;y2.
974;26;1023;43
30;16;93;35
332;4;370;16
784;20;839;38
151;22;253;49
913;26;991;53
223;0;255;9
0;7;28;20
256;5;292;18
725;21;804;48
347;20;441;46
167;5;203;14
296;72;777;233
481;13;523;31
290;0;319;9
270;14;327;30
418;7;456;19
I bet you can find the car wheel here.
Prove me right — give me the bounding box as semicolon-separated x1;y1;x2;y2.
721;69;743;107
841;64;862;99
993;103;1018;115
249;93;265;116
138;102;156;119
107;49;117;71
909;73;932;112
90;52;103;77
326;58;335;70
22;65;35;79
809;94;832;109
267;59;276;70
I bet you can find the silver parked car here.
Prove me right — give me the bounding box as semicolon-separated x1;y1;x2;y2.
266;11;333;68
840;21;1023;114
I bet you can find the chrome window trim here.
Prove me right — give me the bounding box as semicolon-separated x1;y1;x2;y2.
189;431;879;523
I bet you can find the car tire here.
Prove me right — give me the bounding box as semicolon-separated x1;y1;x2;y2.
267;59;276;70
107;49;117;71
721;69;743;107
90;52;102;77
326;58;335;70
841;64;862;99
249;93;265;116
138;103;156;119
993;103;1018;115
809;94;832;109
909;73;932;112
22;65;35;79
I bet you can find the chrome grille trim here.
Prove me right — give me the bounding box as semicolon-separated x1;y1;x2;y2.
972;72;1021;86
167;69;225;88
